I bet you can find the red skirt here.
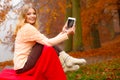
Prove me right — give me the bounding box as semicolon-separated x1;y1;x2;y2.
0;46;66;80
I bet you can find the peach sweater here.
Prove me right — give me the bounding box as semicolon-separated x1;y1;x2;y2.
13;23;68;70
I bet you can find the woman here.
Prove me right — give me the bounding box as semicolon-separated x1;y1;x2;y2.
13;3;86;79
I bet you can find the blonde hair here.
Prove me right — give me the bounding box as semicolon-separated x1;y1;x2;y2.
13;3;39;39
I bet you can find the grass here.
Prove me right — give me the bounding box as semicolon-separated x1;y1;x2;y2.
67;58;120;80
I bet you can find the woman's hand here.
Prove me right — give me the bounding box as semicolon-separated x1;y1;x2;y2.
66;26;75;35
62;21;76;35
62;21;68;32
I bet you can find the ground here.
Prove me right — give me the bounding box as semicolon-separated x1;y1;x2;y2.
69;35;120;64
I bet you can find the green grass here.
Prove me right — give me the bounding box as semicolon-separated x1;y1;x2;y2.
67;58;120;80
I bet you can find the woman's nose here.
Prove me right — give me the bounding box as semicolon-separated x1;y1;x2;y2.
30;14;35;17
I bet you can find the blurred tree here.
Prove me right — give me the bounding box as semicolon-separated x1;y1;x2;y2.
91;24;101;48
72;0;84;51
64;0;84;52
64;0;73;52
81;0;119;49
0;0;11;24
33;0;66;38
113;0;120;34
118;0;120;20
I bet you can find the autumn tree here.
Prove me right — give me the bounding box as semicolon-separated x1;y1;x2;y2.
81;0;119;49
33;0;66;38
64;0;84;52
0;0;11;24
72;0;84;51
64;0;73;52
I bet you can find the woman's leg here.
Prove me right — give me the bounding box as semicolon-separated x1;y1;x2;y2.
53;46;62;56
59;51;86;67
33;46;67;80
16;43;61;74
52;46;86;72
16;43;44;74
16;43;86;74
16;45;66;80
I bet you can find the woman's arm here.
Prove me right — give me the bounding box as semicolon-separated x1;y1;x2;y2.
22;24;69;46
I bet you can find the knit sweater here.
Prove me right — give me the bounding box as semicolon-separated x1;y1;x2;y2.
13;23;68;70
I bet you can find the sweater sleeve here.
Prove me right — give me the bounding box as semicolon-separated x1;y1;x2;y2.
21;24;68;46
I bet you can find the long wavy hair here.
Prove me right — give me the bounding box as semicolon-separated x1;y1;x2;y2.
13;3;39;39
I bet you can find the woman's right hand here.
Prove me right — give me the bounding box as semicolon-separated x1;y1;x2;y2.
66;26;75;35
62;21;76;35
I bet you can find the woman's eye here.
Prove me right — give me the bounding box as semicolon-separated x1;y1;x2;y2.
27;13;31;15
27;13;36;15
33;12;36;15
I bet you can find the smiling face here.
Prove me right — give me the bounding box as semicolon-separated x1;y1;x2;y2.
25;8;37;25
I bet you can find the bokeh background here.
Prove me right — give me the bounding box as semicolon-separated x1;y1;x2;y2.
0;0;120;79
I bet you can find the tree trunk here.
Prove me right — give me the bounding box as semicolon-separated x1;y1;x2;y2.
112;10;120;34
91;24;101;48
71;0;84;51
64;0;73;52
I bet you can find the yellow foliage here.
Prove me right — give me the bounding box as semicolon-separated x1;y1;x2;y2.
58;2;66;14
